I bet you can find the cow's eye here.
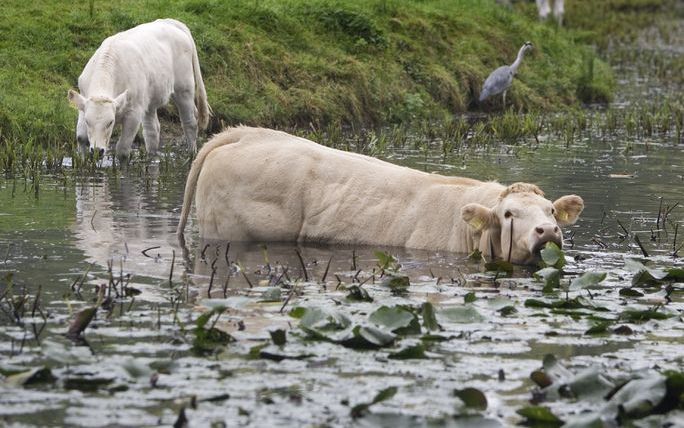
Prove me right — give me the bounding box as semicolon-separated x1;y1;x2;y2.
106;120;113;128
504;210;512;219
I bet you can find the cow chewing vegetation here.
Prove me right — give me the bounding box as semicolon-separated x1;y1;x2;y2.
177;127;584;265
67;19;211;159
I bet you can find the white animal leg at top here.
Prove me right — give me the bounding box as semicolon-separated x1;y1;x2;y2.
142;109;161;154
116;115;142;159
552;0;564;25
172;91;199;152
536;0;551;19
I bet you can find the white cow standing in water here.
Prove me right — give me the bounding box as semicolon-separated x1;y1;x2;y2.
68;19;211;158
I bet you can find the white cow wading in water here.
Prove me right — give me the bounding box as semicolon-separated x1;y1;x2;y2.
68;19;211;158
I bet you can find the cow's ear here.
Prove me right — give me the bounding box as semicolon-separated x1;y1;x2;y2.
68;89;86;111
554;195;584;226
113;90;128;111
461;203;495;232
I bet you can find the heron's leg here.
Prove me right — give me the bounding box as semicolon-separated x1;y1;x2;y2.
502;91;507;109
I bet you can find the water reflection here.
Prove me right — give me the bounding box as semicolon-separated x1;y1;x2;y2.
72;162;187;282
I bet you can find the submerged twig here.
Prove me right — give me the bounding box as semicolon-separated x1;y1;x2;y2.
295;249;308;282
633;234;649;257
169;250;175;288
321;255;333;283
142;246;161;258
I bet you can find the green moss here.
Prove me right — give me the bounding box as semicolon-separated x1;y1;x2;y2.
0;0;670;146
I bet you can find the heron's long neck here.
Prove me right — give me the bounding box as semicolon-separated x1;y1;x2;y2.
509;46;528;74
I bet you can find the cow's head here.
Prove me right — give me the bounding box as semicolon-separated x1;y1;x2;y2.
68;89;127;154
461;183;584;264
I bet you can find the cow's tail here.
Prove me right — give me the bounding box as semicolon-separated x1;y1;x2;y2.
176;128;242;239
191;40;212;132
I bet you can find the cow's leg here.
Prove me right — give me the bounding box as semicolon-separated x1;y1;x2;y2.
142;109;161;155
76;111;89;156
536;0;550;20
115;114;141;160
552;0;564;26
172;90;199;152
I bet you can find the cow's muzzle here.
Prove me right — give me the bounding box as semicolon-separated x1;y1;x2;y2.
530;223;562;256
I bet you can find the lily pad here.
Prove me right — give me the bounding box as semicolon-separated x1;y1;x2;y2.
421;302;441;331
541;242;565;269
534;267;561;292
369;306;421;335
439;306;485;323
569;272;607;291
351;386;398;418
388;341;427;360
4;367;55;387
380;274;410;292
516;406;563;427
454;387;488;410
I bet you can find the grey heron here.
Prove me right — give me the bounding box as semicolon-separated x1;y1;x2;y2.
479;41;533;108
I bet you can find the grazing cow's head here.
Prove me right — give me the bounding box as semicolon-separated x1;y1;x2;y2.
461;183;584;264
68;89;127;154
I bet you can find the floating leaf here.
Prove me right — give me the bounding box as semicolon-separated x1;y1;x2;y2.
484;260;513;276
380;274;410;291
289;307;307;319
439;306;485;323
347;285;373;302
421;302;441;331
269;329;286;346
342;324;396;349
63;377;113;392
602;374;667;419
534;267;561;292
66;306;97;339
388;341;426;360
585;321;612;335
619;309;671;323
351;386;398;418
4;367;55;387
613;325;634;335
619;288;644;298
454;387;488;410
665;268;684;280
498;305;518;316
299;307;351;332
375;250;399;272
193;306;235;354
369;306;420;335
516;406;563;426
260;287;281;302
541;242;566;269
569;272;607;291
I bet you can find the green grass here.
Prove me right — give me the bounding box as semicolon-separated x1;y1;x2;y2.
0;0;672;148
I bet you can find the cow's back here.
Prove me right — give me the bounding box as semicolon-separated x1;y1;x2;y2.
79;19;195;104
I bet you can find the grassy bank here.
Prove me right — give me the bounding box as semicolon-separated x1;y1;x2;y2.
0;0;672;148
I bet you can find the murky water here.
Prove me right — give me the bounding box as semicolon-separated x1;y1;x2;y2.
1;24;683;428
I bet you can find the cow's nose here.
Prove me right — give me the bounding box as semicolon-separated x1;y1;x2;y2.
535;226;559;235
